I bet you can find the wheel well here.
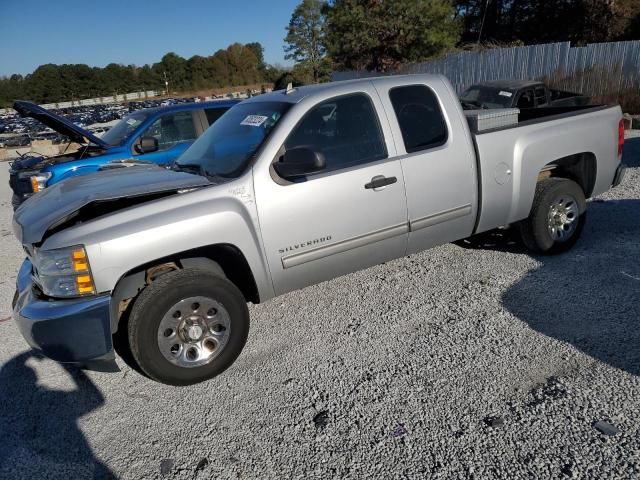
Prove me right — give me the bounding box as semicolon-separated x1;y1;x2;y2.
110;244;259;332
540;152;597;198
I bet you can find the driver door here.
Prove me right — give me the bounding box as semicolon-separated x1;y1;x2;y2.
255;90;408;296
132;111;199;166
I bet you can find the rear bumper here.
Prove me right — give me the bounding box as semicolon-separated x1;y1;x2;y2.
612;163;626;188
12;258;116;368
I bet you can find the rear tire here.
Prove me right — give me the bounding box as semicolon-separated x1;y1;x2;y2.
128;268;249;386
518;178;586;254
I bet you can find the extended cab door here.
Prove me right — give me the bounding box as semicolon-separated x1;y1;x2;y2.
254;90;408;296
374;79;478;255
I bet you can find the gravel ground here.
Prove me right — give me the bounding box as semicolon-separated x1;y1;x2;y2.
0;138;639;479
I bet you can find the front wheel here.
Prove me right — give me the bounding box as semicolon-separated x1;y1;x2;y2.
128;268;249;386
518;178;587;254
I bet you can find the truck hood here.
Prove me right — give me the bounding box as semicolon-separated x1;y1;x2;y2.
13;166;211;244
13;100;111;149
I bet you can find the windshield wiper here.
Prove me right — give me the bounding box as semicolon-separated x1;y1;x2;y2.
173;163;206;176
203;170;230;183
173;163;229;183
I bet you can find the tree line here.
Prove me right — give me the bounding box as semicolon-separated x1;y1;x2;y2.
2;0;639;106
0;42;283;107
284;0;640;83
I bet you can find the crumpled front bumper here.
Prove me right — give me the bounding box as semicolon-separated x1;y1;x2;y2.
12;258;117;369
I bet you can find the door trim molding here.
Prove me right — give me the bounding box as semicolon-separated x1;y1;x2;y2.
410;204;472;232
281;223;408;269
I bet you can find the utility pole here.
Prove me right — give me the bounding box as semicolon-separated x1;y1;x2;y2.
163;71;169;96
477;0;490;45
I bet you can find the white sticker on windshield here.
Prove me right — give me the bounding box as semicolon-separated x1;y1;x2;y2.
126;118;138;125
240;115;268;127
499;91;513;97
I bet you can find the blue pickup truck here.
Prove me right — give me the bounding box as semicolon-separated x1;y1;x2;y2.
8;99;238;208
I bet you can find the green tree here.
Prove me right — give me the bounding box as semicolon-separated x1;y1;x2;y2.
154;52;188;92
187;55;213;90
137;64;162;91
0;42;272;105
284;0;330;82
324;0;460;72
245;42;268;78
454;0;640;45
225;43;261;85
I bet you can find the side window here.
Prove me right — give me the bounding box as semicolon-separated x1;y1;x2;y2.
138;111;197;152
534;87;548;106
204;107;228;126
283;93;386;175
517;89;534;108
389;85;447;153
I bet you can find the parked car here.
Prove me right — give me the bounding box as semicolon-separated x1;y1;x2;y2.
11;74;625;385
3;134;31;147
8;99;239;208
460;80;590;110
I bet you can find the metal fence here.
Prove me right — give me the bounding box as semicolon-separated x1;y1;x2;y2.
332;40;640;96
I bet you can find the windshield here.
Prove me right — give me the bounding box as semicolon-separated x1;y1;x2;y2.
101;112;149;146
460;86;515;109
175;101;290;178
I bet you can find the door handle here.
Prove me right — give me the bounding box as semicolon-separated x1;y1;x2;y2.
365;175;397;190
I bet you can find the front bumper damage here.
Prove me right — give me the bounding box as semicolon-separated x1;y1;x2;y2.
12;258;118;371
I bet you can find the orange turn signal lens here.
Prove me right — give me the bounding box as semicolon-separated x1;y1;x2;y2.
30;176;42;192
72;248;88;272
76;275;95;294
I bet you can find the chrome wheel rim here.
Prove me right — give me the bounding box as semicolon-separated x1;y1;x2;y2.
547;194;579;242
157;296;231;368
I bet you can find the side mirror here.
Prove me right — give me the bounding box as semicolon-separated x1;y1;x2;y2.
274;147;326;179
135;136;159;154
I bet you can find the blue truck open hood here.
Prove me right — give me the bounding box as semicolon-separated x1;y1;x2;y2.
13;100;112;150
12;165;211;244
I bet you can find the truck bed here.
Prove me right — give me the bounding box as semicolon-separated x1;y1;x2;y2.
469;103;622;234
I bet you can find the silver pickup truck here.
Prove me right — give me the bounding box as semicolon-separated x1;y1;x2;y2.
11;75;626;385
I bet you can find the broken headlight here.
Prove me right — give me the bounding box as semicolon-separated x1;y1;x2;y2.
33;246;96;297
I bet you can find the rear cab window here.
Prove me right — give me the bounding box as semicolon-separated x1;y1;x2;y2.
534;87;548;106
282;93;387;176
389;85;448;153
517;89;535;108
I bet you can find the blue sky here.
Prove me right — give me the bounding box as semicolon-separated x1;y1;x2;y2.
0;0;300;77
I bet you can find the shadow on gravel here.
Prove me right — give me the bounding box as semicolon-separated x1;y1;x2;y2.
623;137;640;167
0;351;116;479
502;199;640;376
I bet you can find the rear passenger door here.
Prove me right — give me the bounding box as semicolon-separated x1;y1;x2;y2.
374;81;478;255
132;110;199;165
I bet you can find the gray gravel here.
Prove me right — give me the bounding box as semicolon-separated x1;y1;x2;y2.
0;138;639;479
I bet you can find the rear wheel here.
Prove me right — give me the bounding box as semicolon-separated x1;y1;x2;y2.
128;268;249;386
518;178;586;254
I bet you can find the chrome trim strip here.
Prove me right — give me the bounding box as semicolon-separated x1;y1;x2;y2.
281;223;408;269
410;204;472;231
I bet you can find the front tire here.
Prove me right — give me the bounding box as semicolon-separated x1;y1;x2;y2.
518;178;586;254
128;268;249;386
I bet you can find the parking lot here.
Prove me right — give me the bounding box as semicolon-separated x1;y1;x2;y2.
0;137;638;479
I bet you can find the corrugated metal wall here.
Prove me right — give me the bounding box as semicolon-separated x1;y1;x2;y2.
332;40;640;96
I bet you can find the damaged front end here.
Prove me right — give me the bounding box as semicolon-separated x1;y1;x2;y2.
13;164;211;245
11;165;213;369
